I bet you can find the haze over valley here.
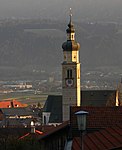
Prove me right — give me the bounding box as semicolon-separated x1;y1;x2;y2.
0;0;122;88
0;0;122;22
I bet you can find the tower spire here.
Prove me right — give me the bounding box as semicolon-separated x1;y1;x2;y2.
69;8;72;24
66;8;75;40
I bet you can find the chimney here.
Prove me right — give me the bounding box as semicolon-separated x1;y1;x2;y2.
31;121;35;134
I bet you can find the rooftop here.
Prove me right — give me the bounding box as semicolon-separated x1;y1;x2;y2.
72;125;122;150
70;106;122;136
0;99;27;108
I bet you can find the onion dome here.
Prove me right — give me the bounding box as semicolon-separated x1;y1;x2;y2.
62;8;80;51
62;40;80;51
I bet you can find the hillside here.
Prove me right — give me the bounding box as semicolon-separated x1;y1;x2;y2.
0;19;122;79
1;0;122;22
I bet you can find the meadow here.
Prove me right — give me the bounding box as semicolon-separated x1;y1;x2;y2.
0;92;48;106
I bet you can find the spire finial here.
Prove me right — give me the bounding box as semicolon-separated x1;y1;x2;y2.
69;8;72;23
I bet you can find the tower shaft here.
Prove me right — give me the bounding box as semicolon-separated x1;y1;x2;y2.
62;12;81;121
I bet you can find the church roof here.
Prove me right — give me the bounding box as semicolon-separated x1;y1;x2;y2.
43;90;117;123
81;90;116;106
43;95;62;123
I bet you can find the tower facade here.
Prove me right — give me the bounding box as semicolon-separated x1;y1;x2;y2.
116;79;122;106
62;13;81;121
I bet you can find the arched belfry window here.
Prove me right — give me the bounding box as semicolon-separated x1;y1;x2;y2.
67;69;72;78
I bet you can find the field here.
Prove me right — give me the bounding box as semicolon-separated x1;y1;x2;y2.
0;92;48;106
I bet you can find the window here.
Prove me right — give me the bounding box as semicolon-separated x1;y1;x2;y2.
72;35;73;39
44;116;46;125
67;69;72;78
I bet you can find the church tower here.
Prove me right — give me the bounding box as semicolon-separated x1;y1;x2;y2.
62;10;81;121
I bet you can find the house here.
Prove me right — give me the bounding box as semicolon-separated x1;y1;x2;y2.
0;107;39;127
19;121;43;140
0;121;70;150
19;121;70;150
70;106;122;136
35;106;122;150
38;121;70;150
38;106;122;149
69;106;122;150
0;127;32;150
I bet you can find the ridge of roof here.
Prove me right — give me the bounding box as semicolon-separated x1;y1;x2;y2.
39;121;69;140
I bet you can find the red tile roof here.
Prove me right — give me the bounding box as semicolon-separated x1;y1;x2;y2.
0;99;27;108
70;106;122;132
72;126;122;150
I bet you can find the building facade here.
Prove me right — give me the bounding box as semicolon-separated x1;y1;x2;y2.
62;12;81;121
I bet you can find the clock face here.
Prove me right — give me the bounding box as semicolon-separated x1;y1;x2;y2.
66;79;73;87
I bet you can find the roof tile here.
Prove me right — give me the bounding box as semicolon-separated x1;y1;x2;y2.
0;99;27;108
72;126;122;150
70;106;122;136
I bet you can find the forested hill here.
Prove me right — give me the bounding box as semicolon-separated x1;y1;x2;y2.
0;19;122;79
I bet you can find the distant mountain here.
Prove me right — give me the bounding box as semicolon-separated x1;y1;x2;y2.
0;0;122;22
0;19;122;79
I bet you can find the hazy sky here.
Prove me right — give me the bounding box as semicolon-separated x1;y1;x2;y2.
0;0;122;20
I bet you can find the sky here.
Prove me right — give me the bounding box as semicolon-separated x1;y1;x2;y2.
0;0;122;21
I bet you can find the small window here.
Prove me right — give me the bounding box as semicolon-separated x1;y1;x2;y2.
44;116;46;125
67;69;72;78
